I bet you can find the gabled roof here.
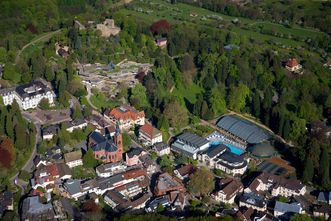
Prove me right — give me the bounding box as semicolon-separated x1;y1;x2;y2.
139;123;161;138
317;191;331;203
175;164;196;177
64;150;82;163
92;140;118;153
105;105;145;121
176;132;209;148
89;131;106;144
286;58;299;68
274;201;302;214
218;178;243;200
153;142;169;152
126;147;144;159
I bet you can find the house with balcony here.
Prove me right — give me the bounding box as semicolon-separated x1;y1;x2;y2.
139;123;162;146
64;150;83;168
212;178;243;204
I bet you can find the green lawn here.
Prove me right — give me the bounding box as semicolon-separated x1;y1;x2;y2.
72;166;96;179
172;83;202;104
121;0;327;48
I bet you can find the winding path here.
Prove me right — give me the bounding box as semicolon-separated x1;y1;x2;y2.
15;29;62;64
85;85;98;110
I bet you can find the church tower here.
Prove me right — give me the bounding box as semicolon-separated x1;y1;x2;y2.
114;123;123;161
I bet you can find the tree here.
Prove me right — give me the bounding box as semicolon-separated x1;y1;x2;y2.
290;214;313;221
302;157;313;183
163;100;188;128
14;123;27;149
180;54;197;85
83;148;98;168
150;20;170;35
228;83;250;112
289;118;306;142
252;91;261;118
38;98;50;110
129;83;149;109
2;63;20;83
71;105;82;120
0;138;16;169
319;148;330;189
209;88;227;116
188;167;214;196
158;155;173;171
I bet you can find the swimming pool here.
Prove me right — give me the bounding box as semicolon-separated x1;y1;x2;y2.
210;140;245;155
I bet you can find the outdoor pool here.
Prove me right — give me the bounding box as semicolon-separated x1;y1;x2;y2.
210;140;245;155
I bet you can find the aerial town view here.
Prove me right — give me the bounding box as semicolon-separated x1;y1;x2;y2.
0;0;330;221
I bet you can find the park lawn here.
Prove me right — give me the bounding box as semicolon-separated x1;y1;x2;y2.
172;83;203;104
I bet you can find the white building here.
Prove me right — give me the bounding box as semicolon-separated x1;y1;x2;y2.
0;80;55;110
96;162;127;178
212;178;243;204
153;142;170;156
199;144;248;175
139;123;162;146
64;118;87;133
64;151;83;168
171;132;210;160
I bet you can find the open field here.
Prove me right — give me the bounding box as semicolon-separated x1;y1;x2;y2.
121;0;327;48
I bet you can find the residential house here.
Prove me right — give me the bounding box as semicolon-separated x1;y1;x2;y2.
103;178;151;212
212;178;243;204
274;201;303;219
0;191;13;218
154;173;186;196
104;105;145;130
33;155;48;168
245;172;306;197
171;132;209;160
96;162;127;178
125;147;147;166
239;193;267;212
199;144;248;175
236;207;267;221
42;125;59;140
96;19;121;37
174;164;196;180
285;58;303;74
64;150;83;168
21;196;55;221
0;80;55;110
138;154;156;174
64;118;87;133
313;204;331;220
55;43;69;58
139;123;162;146
153;142;170;156
88;127;123;163
31;163;72;193
62;168;149;199
145;195;171;213
156;38;167;47
317;191;331;205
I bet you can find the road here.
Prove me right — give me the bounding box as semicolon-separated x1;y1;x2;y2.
85;85;98;110
15;29;62;64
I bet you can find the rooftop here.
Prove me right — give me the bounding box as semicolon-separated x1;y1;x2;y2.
274;201;302;214
64;150;82;163
15;80;53;99
240;192;266;208
217;115;270;144
139;123;161;138
176;132;209;148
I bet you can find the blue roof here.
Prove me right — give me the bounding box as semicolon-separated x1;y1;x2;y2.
25;196;53;213
274;201;301;214
64;179;81;195
317;192;331;203
90;131;106;144
217;115;270;144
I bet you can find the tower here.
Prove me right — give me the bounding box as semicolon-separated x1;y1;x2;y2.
114;123;123;161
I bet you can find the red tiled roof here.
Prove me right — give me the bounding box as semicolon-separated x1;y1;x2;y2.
286;58;299;68
46;164;60;177
106;105;145;121
139;123;161;138
123;168;147;180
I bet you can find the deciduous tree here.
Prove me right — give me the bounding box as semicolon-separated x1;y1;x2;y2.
188;167;214;196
